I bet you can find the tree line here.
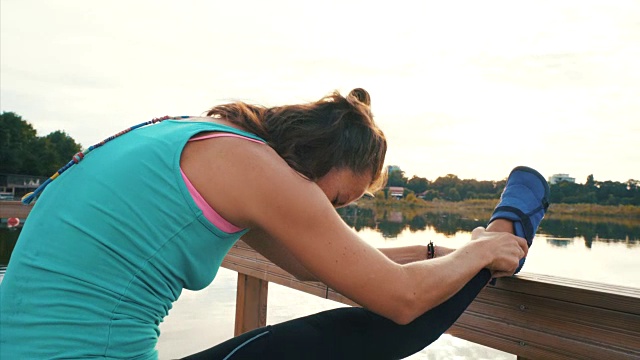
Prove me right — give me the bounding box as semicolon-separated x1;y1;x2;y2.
386;169;640;206
1;112;81;177
1;111;638;206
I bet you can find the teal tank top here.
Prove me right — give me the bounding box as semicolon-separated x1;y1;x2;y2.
0;120;265;359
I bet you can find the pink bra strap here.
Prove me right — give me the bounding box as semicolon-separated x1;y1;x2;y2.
180;169;243;233
181;132;263;233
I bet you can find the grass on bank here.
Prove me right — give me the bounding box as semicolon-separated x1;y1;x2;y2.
358;196;640;221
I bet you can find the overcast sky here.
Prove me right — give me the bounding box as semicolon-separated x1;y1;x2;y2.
2;0;639;183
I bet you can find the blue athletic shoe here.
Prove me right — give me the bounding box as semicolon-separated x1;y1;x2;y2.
489;166;550;274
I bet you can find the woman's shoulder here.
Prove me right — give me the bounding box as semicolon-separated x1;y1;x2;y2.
181;126;277;169
180;128;309;227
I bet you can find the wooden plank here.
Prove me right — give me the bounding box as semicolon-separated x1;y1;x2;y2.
476;286;639;334
465;275;640;358
448;313;638;360
451;311;638;359
493;274;640;314
234;273;268;336
222;241;640;358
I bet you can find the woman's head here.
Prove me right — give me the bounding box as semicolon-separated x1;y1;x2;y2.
206;88;387;193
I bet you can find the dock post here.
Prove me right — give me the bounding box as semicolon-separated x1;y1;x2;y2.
234;274;269;336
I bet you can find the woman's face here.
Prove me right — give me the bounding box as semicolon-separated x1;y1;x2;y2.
315;167;372;208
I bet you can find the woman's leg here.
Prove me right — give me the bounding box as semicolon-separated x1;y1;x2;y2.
183;268;492;360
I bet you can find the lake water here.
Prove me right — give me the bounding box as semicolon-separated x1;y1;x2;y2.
1;208;638;359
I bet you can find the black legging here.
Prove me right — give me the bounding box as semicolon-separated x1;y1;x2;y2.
183;268;491;360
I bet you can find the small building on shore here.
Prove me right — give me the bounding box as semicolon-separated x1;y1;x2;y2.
549;173;576;185
0;174;48;199
388;186;404;199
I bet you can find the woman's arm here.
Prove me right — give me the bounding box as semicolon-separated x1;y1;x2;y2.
243;232;451;281
243;228;431;281
182;138;527;325
242;228;317;281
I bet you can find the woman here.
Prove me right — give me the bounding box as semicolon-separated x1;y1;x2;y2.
0;89;548;359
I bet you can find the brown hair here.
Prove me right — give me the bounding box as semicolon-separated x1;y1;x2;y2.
206;88;387;192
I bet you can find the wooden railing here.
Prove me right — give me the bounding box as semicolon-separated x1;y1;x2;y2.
222;241;640;360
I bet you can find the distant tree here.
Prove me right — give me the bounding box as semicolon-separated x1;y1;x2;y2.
597;181;629;205
21;136;48;176
403;188;415;198
462;179;503;199
39;131;82;175
0;112;82;176
579;174;598;203
0;112;37;174
422;190;439;201
432;174;460;190
446;187;461;202
388;169;408;187
404;192;419;204
431;174;460;200
629;179;640;205
406;176;429;194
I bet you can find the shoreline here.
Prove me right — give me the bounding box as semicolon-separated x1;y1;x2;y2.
357;198;640;220
2;199;639;223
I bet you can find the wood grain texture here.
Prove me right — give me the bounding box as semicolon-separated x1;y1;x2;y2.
234;274;269;336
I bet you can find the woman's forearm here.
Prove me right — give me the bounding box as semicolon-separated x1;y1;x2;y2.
378;244;456;265
434;245;455;258
378;246;426;264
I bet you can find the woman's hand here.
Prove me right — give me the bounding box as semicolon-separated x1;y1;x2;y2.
469;226;529;278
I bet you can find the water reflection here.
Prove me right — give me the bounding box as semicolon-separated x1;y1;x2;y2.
542;218;639;248
338;207;487;238
336;205;640;288
337;206;640;249
2;208;639;268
